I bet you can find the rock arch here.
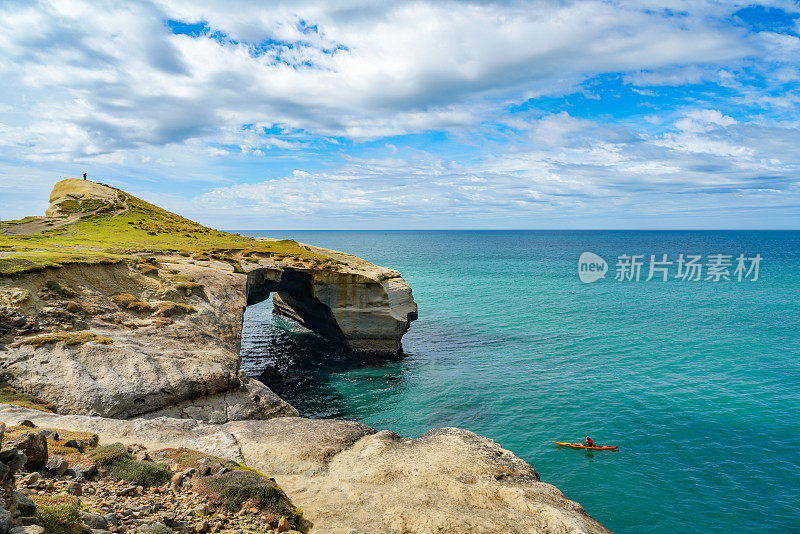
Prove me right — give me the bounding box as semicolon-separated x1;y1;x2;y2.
244;259;417;358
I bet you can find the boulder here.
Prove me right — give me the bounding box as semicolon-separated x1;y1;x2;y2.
8;526;44;534
44;455;68;477
80;513;107;530
5;452;27;475
0;448;16;462
11;492;35;517
0;505;10;534
7;432;48;470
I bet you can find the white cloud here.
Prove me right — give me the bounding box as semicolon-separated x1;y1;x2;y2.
1;1;799;228
0;0;759;161
194;110;800;225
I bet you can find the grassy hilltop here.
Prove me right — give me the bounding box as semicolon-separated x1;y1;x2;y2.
0;179;331;276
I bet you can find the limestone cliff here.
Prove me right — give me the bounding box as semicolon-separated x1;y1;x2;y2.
0;180;416;420
0;180;611;533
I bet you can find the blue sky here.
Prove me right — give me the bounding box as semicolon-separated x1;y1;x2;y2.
1;1;800;229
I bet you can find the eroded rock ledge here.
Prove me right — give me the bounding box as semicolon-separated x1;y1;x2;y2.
0;405;610;534
0;253;415;421
0;180;610;533
0;180;417;420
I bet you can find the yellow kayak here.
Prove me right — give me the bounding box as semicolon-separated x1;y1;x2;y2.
552;441;618;450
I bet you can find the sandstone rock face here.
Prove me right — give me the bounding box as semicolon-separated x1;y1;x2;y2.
142;376;297;423
0;261;293;421
0;405;610;534
45;179;121;218
0;248;415;417
248;247;418;358
0;182;417;417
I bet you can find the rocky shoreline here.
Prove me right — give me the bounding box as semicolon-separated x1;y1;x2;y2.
0;180;610;533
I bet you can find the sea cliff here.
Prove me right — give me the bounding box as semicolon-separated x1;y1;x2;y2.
0;180;609;533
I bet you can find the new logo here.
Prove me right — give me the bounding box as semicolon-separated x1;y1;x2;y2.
578;252;608;283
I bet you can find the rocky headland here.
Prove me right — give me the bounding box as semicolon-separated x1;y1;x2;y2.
0;180;609;533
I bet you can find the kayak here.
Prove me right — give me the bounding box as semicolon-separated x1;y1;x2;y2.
552;441;618;450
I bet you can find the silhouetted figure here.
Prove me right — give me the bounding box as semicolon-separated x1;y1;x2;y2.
83;173;87;180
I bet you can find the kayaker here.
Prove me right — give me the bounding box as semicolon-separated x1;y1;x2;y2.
585;436;594;447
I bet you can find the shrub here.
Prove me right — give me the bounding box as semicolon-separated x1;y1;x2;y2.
114;460;172;487
91;444;171;487
196;470;296;520
143;523;172;534
34;495;81;534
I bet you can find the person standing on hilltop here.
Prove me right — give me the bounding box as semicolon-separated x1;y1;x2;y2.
83;172;87;180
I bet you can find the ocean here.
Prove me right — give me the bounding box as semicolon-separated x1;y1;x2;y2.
238;230;800;533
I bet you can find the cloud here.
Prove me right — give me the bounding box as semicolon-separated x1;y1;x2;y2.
1;1;799;228
0;0;760;160
195;110;800;226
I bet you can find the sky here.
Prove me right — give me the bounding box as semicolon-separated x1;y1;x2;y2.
1;0;800;230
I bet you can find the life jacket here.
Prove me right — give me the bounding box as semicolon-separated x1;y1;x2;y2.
586;439;594;447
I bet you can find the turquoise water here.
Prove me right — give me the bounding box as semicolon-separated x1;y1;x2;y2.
239;231;800;533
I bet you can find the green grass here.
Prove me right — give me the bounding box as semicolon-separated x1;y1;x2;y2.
0;387;56;412
91;443;172;487
91;444;172;487
0;181;333;276
0;216;41;226
34;495;82;534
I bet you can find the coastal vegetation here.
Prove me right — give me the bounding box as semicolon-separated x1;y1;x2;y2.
33;494;82;534
0;403;305;534
0;180;332;276
91;444;173;487
0;386;56;412
10;331;114;348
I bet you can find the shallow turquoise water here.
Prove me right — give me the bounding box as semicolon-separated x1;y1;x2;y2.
239;231;800;533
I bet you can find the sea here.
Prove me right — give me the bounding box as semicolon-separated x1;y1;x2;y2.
237;230;800;533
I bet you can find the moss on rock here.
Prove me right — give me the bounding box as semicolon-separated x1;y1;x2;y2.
111;293;154;313
151;302;195;317
11;331;113;348
0;386;55;412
